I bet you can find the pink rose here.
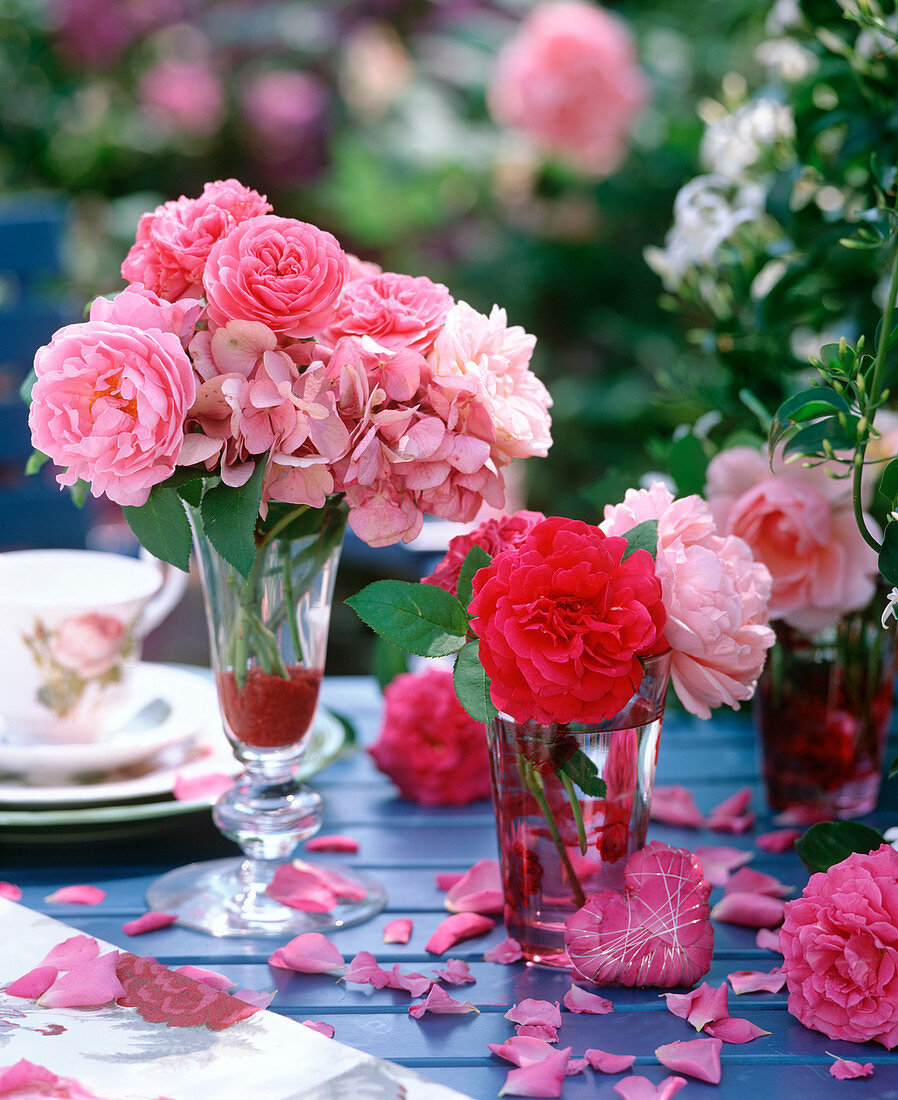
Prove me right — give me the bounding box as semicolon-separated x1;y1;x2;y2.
89;283;202;345
203;215;349;338
488;0;647;177
49;613;127;678
369;669;492;806
705;447;879;632
780;845;898;1048
423;510;546;595
324;272;454;355
29;320;196;507
139;57;224;137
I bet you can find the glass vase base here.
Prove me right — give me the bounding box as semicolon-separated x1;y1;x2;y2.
146;857;387;938
767;775;881;824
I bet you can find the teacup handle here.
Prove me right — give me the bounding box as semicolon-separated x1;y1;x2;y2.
138;550;189;637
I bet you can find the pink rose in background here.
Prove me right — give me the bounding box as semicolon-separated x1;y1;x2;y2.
325;272;454;355
51;0;196;68
779;844;898;1048
705;446;879;632
29;320;196;507
203;215;349;338
49;614;127;678
488;0;647;177
424;510;546;595
139;57;224;137
370;669;492;806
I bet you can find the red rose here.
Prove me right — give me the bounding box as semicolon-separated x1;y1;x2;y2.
424;510;546;596
469;517;665;724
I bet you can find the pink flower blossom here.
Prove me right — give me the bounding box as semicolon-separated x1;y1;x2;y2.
488;0;646;177
779;844;898;1048
369;669;492;806
424;510;546;595
48;613;126;678
89;284;203;344
30;320;196;507
325;272;453;354
705;446;879;631
139;57;224;137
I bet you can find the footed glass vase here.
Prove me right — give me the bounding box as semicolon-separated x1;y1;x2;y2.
486;650;671;968
754;612;896;822
148;499;386;937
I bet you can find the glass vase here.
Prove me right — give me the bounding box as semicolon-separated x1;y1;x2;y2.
753;611;896;822
147;499;386;937
486;650;671;968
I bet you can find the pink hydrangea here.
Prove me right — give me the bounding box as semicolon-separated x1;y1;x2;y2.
705;446;879;632
139;57;224;137
29;320;196;507
423;510;546;595
324;272;454;355
369;669;493;806
488;0;647;177
601;484;775;719
779;844;898;1048
121;179;272;301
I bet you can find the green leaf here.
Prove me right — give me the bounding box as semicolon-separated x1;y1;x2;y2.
889;753;898;780
781;416;859;458
200;457;266;578
326;709;358;750
18;368;36;406
24;450;50;476
453;639;497;724
770;388;854;452
178;478;204;508
122;487;192;572
879;520;898;585
796;821;885;874
70;480;89;508
456;545;492;610
621;519;658;561
738;388;772;432
669;433;708;496
346;580;469;657
371;638;409;692
879;457;898;503
558;749;606;798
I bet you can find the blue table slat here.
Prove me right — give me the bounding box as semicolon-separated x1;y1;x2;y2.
2;673;897;1099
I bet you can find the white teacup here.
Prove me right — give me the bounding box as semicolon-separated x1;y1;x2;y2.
0;549;186;744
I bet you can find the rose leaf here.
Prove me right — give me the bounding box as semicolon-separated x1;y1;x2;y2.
347;580;469;657
620;519;658;561
453;640;497;724
558;749;606;798
200;456;266;579
123;486;193;572
456;545;492;610
795;821;885;874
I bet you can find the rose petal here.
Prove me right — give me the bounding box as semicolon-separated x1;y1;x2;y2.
435;871;465;891
563;984;613;1014
301;862;368;903
266;864;338;913
40;951;124;1008
304;834;359;853
585;1049;637;1074
433;959;475;985
505;998;562;1027
267;932;344;974
829;1056;874;1079
172;772;233;801
655;1038;722;1084
385;964;433;998
0;1060;59;1092
383;918;413;945
692;845;753;887
755;928;783;953
5;966;58;999
708;787;752;820
488;1036;557;1067
756;829;802;853
174;965;236;992
565;1059;589;1075
515;1023;559;1042
40;935;100;970
445;858;504;915
724;868;793;898
302;1020;336;1038
424;913;494;955
727;968;786;995
121;912;178;936
485;937;523;964
650;785;706;828
705;1016;770;1043
408;985;479;1017
44;885;106;906
343;950;390;987
233;988;275;1009
499;1048;571;1098
0;882;22;901
613;1075;688;1100
711;891;786;928
664;982;729;1031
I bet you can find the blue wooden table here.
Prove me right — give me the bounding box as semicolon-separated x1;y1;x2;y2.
3;676;897;1099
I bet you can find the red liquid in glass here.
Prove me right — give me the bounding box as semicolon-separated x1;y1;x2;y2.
217;665;322;748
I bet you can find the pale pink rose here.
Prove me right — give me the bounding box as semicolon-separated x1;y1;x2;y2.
89;283;202;345
324;272;454;355
780;844;898;1048
488;0;647;177
203;215;349;338
705;446;879;632
139;57;224;137
29;320;196;507
424;510;546;595
49;613;126;678
121;179;272;300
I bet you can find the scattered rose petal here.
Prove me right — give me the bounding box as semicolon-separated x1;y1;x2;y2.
756;829;802;853
755;928;783;953
383;918;413;945
433;959;475;985
305;834;359;853
565;842;713;988
268;932;344;974
613;1075;688;1100
727;968;786;995
650;785;705;828
5;966;58;999
585;1049;637;1074
40;951;124;1008
485;937;523;964
302;1020;336;1038
40;935;100;970
563;984;613;1014
174;965;235;992
0;882;22;901
705;1016;770;1043
565;1059;588;1075
724;868;793;898
664;982;729;1032
655;1038;722;1084
707;810;755;834
266;864;338;913
489;1036;557;1067
0;1060;105;1100
445;858;504;915
343;950;390;987
515;1023;559;1042
424;912;494;955
435;871;466;891
121;912;178;936
233;988;275;1009
711;891;786;928
172;772;233;801
44;885;106;906
385;964;433;998
692;845;753;887
829;1056;874;1080
505;999;562;1027
304;862;367;903
408;984;479;1018
499;1047;571;1098
708;787;752;822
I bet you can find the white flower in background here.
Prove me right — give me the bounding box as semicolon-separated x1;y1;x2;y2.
856;13;898;60
766;0;803;35
700;98;795;181
754;38;818;82
884;826;898;851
